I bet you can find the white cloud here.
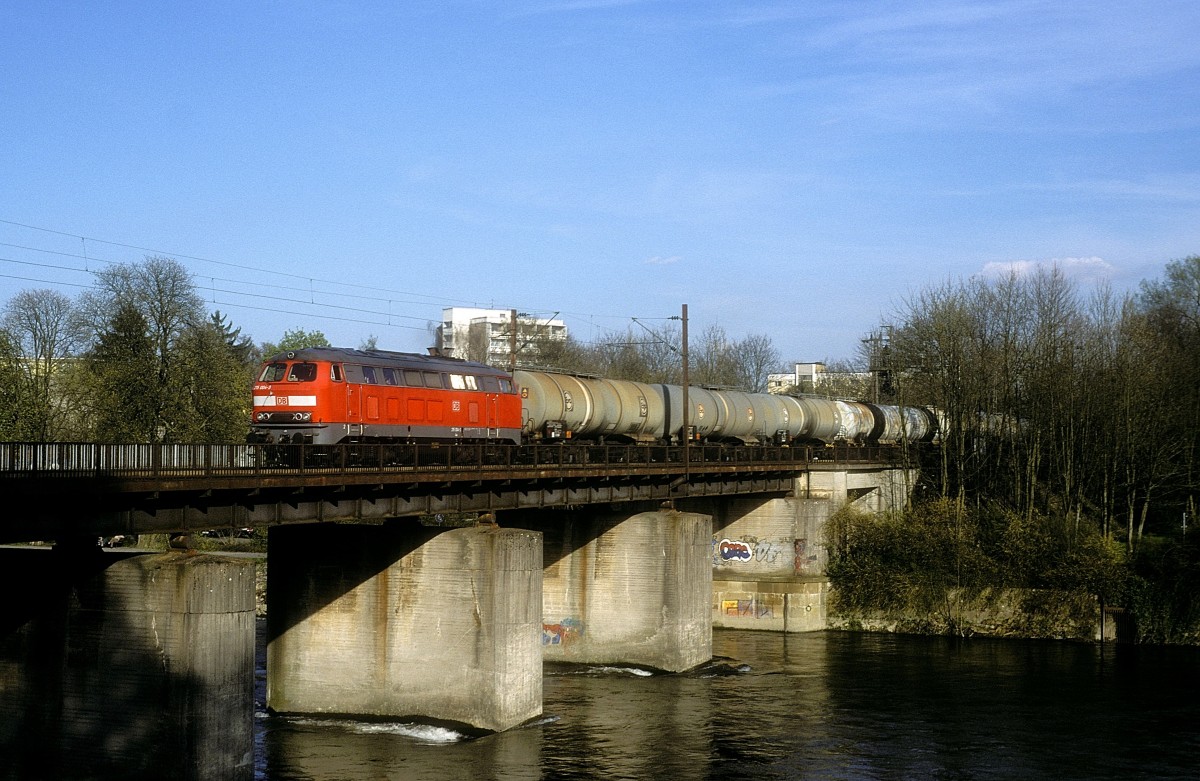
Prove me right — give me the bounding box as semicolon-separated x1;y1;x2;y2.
644;255;682;266
982;256;1114;281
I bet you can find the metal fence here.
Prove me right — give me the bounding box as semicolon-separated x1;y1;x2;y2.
0;441;898;480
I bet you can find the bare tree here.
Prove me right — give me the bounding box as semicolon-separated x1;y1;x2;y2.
734;333;779;392
0;288;86;440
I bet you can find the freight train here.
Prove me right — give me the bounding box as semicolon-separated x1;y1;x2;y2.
248;347;938;447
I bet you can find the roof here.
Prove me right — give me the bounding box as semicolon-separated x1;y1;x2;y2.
262;347;506;375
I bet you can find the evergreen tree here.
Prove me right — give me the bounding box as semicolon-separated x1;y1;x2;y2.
171;319;251;443
86;303;158;442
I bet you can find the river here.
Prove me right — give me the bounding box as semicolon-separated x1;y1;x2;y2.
254;622;1199;780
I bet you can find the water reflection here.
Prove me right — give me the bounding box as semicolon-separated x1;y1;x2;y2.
257;626;1200;780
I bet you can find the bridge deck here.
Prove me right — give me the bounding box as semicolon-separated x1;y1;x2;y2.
2;442;907;542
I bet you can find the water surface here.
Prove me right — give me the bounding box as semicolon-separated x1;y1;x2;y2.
256;625;1200;780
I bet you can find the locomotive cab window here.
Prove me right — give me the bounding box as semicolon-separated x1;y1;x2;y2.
331;364;343;382
499;378;513;394
362;366;378;384
382;368;398;385
424;371;443;388
288;363;318;382
481;376;499;393
260;363;288;382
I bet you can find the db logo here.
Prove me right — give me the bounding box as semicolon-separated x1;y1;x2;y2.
718;539;752;561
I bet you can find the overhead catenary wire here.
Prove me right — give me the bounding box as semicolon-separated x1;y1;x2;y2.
0;218;638;323
0;218;682;342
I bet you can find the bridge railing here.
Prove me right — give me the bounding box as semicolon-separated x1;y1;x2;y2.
0;441;902;480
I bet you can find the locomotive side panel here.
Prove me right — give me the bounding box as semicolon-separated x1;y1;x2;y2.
252;348;522;445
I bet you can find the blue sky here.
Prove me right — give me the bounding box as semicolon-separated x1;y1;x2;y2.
2;1;1197;365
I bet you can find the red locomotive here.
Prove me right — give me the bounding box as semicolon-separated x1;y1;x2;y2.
248;347;523;446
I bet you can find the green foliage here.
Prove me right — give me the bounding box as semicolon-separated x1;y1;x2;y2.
84;303;159;442
259;328;330;360
68;259;259;443
884;257;1200;640
1125;535;1200;643
0;330;33;439
210;311;256;366
826;499;1127;616
170;319;253;443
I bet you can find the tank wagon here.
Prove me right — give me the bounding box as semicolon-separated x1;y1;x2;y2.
248;348;938;448
514;370;937;446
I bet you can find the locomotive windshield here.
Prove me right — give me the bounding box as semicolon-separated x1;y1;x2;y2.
258;362;318;382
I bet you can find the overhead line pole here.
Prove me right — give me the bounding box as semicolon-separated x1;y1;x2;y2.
681;303;689;479
509;308;518;373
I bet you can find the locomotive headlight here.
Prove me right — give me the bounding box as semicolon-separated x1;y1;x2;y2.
293;412;312;422
256;412;271;422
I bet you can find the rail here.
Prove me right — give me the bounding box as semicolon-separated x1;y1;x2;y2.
0;441;900;480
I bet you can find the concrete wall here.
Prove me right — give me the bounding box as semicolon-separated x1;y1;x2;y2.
0;546;256;781
707;469;917;634
525;508;712;672
266;523;542;733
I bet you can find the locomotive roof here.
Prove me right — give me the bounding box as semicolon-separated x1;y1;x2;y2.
263;347;506;375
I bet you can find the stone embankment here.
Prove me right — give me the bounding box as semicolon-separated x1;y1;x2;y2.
827;587;1117;642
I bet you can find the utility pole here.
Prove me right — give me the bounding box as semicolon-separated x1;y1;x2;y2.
509;309;518;374
681;303;689;474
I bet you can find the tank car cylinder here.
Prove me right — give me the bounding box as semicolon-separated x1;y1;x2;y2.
796;397;842;443
515;370;596;438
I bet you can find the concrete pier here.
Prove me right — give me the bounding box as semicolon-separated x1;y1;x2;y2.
709;468;918;634
266;522;543;732
530;508;712;672
0;545;256;781
709;495;832;633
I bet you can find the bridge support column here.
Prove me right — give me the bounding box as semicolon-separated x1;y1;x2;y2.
0;545;256;780
532;508;712;672
708;494;832;633
266;523;542;732
708;468;918;633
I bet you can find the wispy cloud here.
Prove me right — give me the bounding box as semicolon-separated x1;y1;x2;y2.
644;255;681;266
982;256;1114;282
728;1;1200;130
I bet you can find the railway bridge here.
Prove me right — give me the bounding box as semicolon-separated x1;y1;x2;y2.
0;441;919;780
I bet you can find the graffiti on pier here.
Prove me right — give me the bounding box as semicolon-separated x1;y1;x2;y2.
753;541;783;565
713;537;786;566
794;538;819;574
715;538;752;563
721;599;774;619
542;617;584;646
